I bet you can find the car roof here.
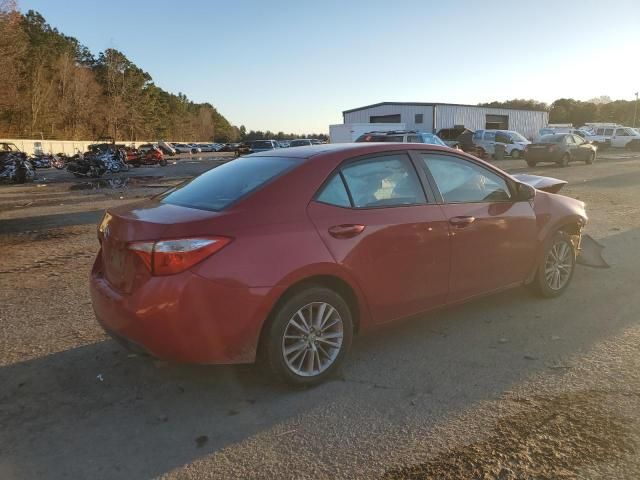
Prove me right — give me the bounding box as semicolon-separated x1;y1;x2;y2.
245;142;453;160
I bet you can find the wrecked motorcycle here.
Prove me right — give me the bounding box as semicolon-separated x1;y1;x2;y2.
66;155;107;178
0;153;36;184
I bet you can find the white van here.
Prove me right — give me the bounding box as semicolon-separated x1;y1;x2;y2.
472;130;531;159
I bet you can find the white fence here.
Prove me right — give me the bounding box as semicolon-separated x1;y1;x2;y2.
0;138;158;156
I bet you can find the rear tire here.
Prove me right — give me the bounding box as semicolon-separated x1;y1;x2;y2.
526;159;537;167
558;153;570;167
532;231;576;298
261;286;353;387
586;151;596;165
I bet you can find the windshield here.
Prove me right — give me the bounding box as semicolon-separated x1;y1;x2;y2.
509;131;528;143
421;133;447;147
251;141;274;149
160;156;299;211
0;143;20;152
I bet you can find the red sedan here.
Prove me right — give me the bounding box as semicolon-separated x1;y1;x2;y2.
91;143;587;385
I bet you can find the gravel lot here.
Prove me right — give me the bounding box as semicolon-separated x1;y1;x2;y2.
1;151;639;479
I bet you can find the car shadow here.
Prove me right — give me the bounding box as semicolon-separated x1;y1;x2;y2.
0;210;104;234
0;228;638;479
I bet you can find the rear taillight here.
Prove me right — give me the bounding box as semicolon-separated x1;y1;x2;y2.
548;145;556;152
97;212;112;244
128;237;231;276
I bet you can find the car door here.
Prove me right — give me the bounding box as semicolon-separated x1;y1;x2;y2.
413;151;538;303
564;134;577;159
572;135;590;160
307;152;451;324
611;128;630;148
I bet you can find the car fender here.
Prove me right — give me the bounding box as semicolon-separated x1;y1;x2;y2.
525;191;587;282
271;261;373;330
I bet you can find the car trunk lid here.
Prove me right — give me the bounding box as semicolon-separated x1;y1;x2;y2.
99;200;224;293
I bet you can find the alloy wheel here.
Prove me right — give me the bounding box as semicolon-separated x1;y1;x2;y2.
282;302;344;377
544;240;573;291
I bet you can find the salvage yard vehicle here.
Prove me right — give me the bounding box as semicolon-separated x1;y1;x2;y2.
436;127;473;149
248;139;279;153
0;142;35;183
173;143;197;154
525;133;597;167
91;143;589;386
66;155;107;178
473;129;531;159
129;144;167;167
355;130;449;147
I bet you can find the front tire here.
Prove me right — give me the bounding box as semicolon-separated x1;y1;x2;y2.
533;231;576;298
262;286;353;386
526;159;537;167
511;149;521;159
586;151;596;165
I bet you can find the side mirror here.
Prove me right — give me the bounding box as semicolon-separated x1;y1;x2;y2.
516;182;536;201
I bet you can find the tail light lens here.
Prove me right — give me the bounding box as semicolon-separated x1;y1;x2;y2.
128;237;231;276
548;145;556;152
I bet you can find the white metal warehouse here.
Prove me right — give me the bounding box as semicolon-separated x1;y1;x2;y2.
342;102;548;139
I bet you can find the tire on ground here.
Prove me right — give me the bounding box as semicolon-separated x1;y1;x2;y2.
532;230;576;298
261;285;353;386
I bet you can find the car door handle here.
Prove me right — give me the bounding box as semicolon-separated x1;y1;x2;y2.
328;224;366;239
449;216;475;228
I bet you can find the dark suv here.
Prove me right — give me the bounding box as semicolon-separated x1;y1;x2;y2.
355;130;448;147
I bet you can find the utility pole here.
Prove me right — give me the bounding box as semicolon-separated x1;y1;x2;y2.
634;92;639;128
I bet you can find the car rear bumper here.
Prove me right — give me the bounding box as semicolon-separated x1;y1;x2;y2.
525;149;562;163
90;255;281;364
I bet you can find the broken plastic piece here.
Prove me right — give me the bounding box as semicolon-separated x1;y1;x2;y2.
577;234;610;268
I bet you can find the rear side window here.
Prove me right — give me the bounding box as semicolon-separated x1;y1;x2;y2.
483;131;496;141
341;155;425;208
160;156;298;211
407;135;422;143
316;175;351;207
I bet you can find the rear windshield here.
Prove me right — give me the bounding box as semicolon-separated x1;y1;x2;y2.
159;156;299;211
539;134;566;143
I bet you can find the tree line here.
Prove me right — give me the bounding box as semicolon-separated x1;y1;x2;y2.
479;97;639;127
0;4;333;144
0;4;241;142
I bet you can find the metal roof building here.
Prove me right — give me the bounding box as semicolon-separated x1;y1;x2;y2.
342;102;549;139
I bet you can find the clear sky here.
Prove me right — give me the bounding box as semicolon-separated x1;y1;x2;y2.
19;0;640;133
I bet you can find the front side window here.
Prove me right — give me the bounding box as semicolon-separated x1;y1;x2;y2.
316;174;351;207
573;135;585;145
341;155;425;208
565;135;575;144
420;154;512;203
604;128;614;135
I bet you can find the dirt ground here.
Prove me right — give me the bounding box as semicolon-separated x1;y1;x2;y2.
1;151;640;479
